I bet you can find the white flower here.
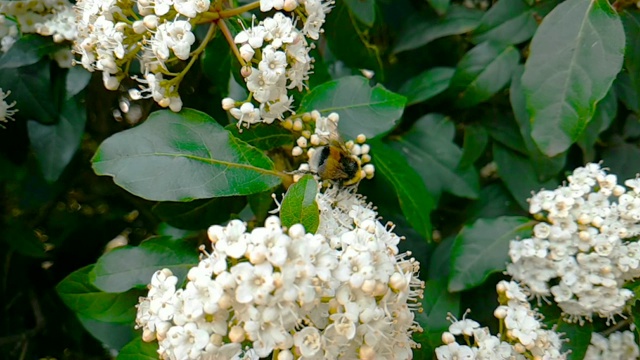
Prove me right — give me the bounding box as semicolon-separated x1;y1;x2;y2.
509;163;640;323
260;0;285;12
293;326;323;357
137;183;421;359
0;88;18;123
230;102;262;128
174;0;210;18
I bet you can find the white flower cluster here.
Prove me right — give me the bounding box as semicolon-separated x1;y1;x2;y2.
507;163;640;323
222;0;333;128
74;0;211;110
584;330;639;359
436;281;566;360
290;111;375;183
0;88;18;123
0;0;76;67
136;188;423;359
259;0;334;40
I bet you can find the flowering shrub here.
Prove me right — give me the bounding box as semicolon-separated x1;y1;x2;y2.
2;0;640;359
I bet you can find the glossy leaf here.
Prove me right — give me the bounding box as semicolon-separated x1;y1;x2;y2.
393;5;482;54
389;114;480;203
280;174;319;233
0;60;58;123
28;95;86;182
448;216;532;292
556;321;593;360
428;0;450;16
451;41;520;108
466;183;526;224
56;266;141;323
577;87;617;161
298;76;406;139
117;338;159;360
200;31;232;96
493;143;558;210
90;236;199;293
398;67;455;106
344;0;375;27
370;139;434;240
77;315;137;351
65;66;92;100
0;34;57;69
481;112;527;155
510;66;566;180
459;124;488;168
225;123;294;151
152;196;247;230
602;142;640;181
92;109;282;201
413;279;460;356
2;221;47;258
522;0;625;156
621;10;640;102
324;1;382;73
471;0;559;45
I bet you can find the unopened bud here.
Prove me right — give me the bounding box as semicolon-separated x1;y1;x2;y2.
222;97;235;110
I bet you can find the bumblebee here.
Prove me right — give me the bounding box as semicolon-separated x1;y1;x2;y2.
308;140;362;186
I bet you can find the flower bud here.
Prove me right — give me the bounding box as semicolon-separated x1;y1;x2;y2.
222;97;235;110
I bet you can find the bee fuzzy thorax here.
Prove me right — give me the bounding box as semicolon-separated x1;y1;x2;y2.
290;111;375;186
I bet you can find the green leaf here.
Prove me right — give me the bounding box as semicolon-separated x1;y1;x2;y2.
344;0;375;27
2;220;47;258
493;143;558;210
279;174;319;233
389;114;480;203
459;124;488;168
90;236;199;293
92;108;282;201
413;278;460;356
450;41;520;108
0;34;57;69
65;66;92;100
481;112;527;155
370;139;434;240
77;315;137;351
556;321;593;360
153;197;247;230
621;10;640;103
117;338;159;360
398;67;455;106
616;71;640;112
577;87;617;161
324;1;383;73
225;123;294;151
249;189;278;224
510;65;566;180
201;30;232;96
448;216;532;292
466;183;526;224
56;265;141;323
393;5;483;54
27;95;86;182
0;60;58;123
428;0;450;16
522;0;625;156
471;0;559;45
602;142;640;181
298;76;406;139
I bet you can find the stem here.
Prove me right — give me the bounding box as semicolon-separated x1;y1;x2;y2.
219;1;261;18
218;19;246;66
